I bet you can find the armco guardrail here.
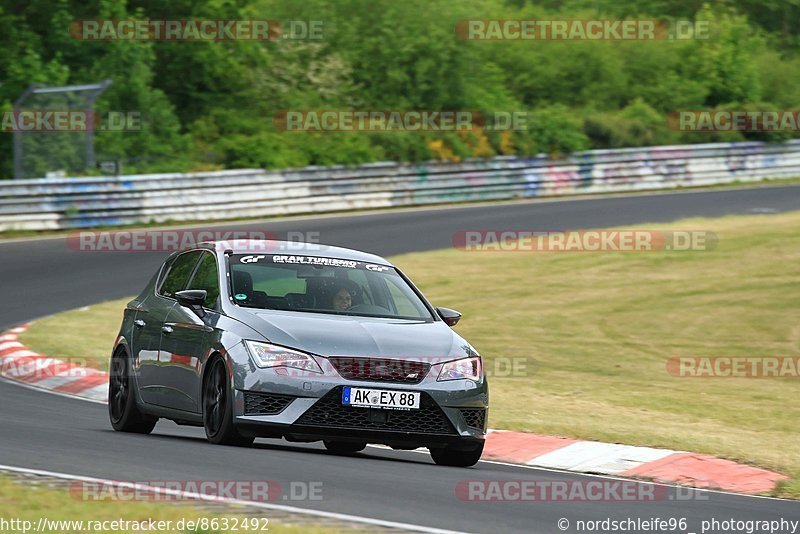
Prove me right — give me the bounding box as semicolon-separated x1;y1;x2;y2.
1;140;799;231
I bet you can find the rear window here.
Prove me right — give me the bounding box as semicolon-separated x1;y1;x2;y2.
228;254;433;321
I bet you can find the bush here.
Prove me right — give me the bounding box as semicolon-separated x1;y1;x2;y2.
584;99;680;149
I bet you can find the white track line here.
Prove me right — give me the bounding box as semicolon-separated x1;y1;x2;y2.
0;464;470;534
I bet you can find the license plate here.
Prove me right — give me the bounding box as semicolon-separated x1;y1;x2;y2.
342;387;420;410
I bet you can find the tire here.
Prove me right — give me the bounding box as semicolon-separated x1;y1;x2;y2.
323;440;367;454
203;357;254;446
108;349;157;434
429;442;484;467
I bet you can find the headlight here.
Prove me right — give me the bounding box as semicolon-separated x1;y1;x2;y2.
244;341;323;374
437;356;483;382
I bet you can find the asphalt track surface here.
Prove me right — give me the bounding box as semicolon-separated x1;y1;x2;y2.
1;185;800;533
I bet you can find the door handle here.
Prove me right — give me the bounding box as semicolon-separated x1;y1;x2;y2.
162;325;174;334
134;319;146;328
172;322;214;333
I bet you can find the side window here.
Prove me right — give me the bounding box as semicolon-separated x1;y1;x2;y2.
155;256;176;291
159;251;202;298
186;252;220;308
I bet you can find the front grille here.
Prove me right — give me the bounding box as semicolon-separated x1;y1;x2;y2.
460;408;487;431
243;391;296;415
296;386;456;435
327;357;430;384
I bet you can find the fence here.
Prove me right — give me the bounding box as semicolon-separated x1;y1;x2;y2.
1;140;799;231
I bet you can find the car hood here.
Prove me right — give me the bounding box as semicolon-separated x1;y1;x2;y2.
242;310;472;363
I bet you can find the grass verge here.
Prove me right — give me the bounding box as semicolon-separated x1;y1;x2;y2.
0;475;335;533
18;211;800;498
18;300;126;371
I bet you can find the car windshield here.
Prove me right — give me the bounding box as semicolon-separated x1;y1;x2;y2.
228;254;434;321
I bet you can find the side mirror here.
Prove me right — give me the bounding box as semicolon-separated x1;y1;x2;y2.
175;289;207;318
436;307;462;327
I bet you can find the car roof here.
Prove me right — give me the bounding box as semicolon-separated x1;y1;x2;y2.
197;240;394;266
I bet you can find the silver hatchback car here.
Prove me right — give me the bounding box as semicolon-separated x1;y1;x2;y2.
109;240;488;466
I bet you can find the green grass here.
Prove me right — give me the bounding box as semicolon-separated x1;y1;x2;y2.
19;301;127;371
19;211;800;498
0;476;337;533
391;211;800;497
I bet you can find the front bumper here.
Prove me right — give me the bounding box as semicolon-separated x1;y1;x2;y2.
229;349;489;447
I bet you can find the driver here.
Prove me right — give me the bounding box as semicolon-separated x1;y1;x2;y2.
332;287;352;310
330;281;357;311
